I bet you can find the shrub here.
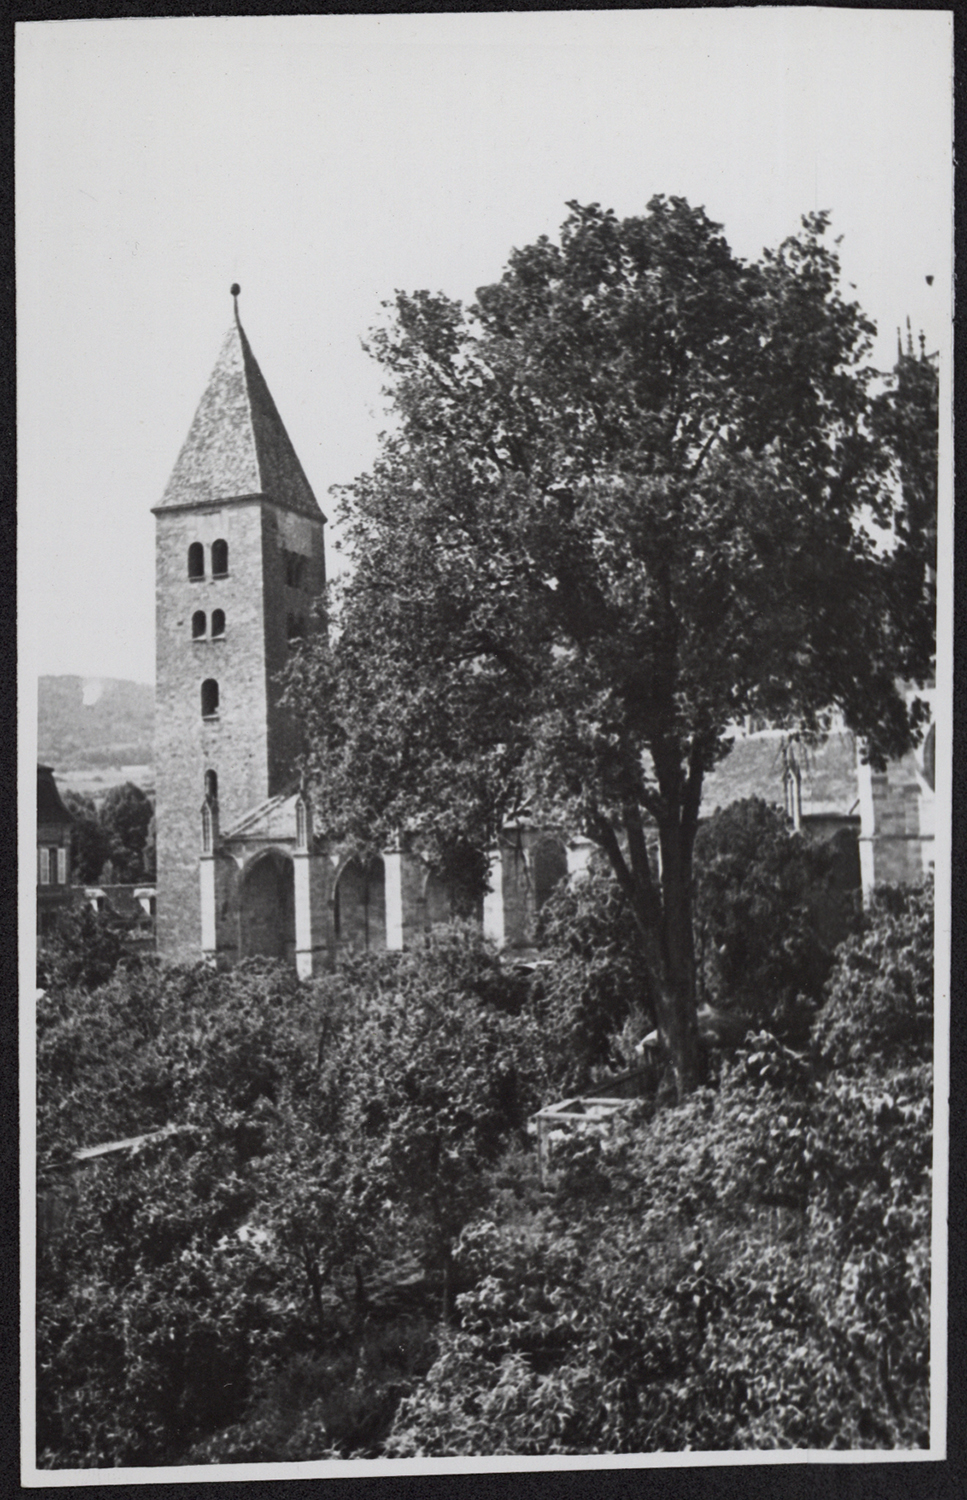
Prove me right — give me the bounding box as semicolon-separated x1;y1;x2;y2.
36;936;546;1466
532;859;649;1091
693;798;853;1043
814;879;933;1069
387;1016;932;1455
37;902;128;993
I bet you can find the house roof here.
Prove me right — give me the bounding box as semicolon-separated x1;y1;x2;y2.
155;294;324;521
37;766;72;828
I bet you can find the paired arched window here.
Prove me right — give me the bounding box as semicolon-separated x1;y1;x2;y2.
188;542;204;579
192;610;225;640
211;539;229;576
201;678;219;718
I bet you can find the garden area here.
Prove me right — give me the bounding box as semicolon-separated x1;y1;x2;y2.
35;802;934;1464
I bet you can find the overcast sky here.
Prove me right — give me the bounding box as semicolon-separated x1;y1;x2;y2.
17;9;952;687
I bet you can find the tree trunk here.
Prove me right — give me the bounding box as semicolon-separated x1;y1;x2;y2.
592;804;706;1098
657;818;706;1095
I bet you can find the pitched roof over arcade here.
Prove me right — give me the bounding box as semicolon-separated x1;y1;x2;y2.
156;287;324;521
700;728;860;820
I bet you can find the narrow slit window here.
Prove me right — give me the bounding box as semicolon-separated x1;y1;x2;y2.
188;542;204;579
204;769;218;801
192;610;207;639
211;539;229;576
201;679;220;717
211;609;225;638
284;550;307;589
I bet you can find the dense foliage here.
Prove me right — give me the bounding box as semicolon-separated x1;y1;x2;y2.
531;858;647;1092
36;881;934;1465
530;800;857;1092
62;792;113;885
36;937;544;1465
692;797;855;1045
288;199;935;1094
814;880;934;1070
36;901;129;993
388;885;934;1454
63;781;155;884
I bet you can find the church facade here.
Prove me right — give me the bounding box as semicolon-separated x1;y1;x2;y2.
153;297;935;975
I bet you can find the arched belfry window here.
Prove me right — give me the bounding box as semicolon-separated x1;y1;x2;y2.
192;611;206;639
201;679;219;718
211;539;229;577
211;609;225;638
188;542;204;579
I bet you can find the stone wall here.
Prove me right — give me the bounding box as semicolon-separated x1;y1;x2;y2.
154;499;324;961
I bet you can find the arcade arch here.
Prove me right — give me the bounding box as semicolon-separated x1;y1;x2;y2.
239;850;295;964
334;856;386;952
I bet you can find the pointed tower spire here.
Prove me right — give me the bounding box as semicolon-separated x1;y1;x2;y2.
156;291;324;521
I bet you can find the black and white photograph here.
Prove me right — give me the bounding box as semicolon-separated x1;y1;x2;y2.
19;9;952;1480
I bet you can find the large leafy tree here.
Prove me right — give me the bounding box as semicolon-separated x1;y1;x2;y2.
99;780;155;882
290;198;934;1095
61;791;112;885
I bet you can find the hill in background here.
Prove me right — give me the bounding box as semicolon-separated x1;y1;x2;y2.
38;677;154;783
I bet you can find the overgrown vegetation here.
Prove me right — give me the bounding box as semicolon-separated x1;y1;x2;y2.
287;199;935;1095
36;873;933;1464
64;781;155;884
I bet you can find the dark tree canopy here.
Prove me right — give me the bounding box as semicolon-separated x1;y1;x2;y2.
99;780;155;882
289;198;935;1095
62;791;112;885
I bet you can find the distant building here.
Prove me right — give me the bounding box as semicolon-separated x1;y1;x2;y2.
36;766;72;940
151;296;934;974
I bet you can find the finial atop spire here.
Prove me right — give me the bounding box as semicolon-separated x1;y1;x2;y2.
231;283;241;328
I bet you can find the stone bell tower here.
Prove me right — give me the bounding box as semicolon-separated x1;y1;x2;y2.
152;287;326;962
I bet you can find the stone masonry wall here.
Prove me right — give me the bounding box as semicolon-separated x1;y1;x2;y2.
155;502;272;960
